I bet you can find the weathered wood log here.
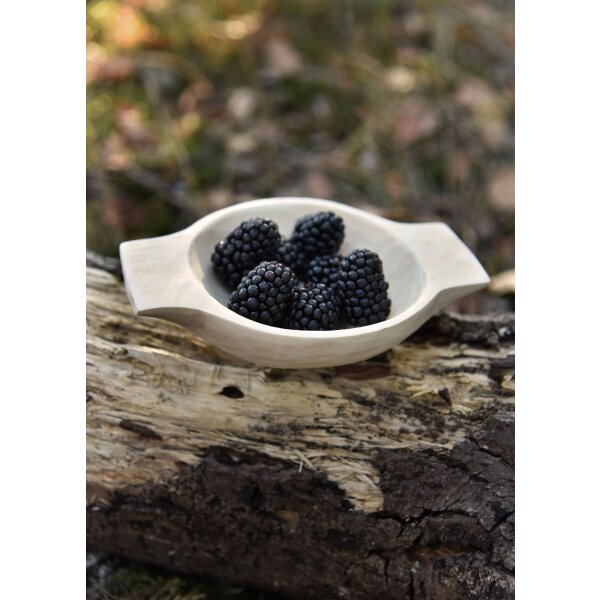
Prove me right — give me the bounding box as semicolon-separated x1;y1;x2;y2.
86;252;515;599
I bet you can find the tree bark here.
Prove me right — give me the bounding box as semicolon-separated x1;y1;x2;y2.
86;253;515;599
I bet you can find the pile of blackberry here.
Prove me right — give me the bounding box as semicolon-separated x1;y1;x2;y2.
211;211;391;330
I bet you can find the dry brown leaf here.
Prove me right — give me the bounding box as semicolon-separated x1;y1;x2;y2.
227;87;258;121
456;78;498;112
394;102;439;147
102;133;131;170
265;36;302;77
110;5;151;50
487;168;515;213
256;120;281;145
450;151;471;184
177;81;214;114
385;172;406;203
102;196;145;232
456;78;509;148
403;12;427;36
116;106;155;147
227;133;258;154
212;12;263;41
303;172;334;198
88;56;135;84
205;187;233;211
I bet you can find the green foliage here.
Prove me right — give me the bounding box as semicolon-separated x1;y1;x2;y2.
87;556;280;600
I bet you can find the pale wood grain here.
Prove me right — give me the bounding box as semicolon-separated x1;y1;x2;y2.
87;265;512;512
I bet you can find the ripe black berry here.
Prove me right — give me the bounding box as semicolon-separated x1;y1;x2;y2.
228;261;297;326
276;239;309;275
306;253;342;289
211;218;281;288
292;211;344;258
337;249;391;326
287;283;342;331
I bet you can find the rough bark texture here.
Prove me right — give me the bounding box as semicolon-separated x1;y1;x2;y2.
86;252;515;599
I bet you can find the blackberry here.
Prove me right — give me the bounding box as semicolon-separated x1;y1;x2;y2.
292;211;344;258
211;218;281;288
287;283;342;331
337;249;391;327
276;239;309;275
306;253;343;289
228;261;297;326
286;280;315;306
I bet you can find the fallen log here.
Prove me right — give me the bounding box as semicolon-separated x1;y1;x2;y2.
86;252;515;599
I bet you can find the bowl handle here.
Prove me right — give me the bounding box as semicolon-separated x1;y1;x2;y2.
392;221;491;305
119;232;209;319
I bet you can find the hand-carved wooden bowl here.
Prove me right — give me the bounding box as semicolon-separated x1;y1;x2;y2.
120;197;489;368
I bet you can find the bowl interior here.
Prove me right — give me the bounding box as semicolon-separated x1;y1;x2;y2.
190;201;424;320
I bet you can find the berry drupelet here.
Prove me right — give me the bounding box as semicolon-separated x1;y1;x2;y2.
211;218;281;288
291;211;344;258
306;253;343;289
287;283;342;331
337;249;391;326
276;239;309;276
227;261;297;326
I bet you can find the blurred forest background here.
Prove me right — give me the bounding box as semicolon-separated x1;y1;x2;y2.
87;0;514;314
87;0;513;597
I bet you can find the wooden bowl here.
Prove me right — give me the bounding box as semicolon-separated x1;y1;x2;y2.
120;198;489;368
